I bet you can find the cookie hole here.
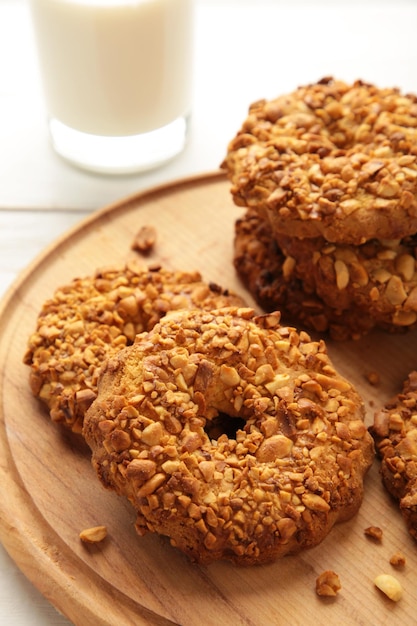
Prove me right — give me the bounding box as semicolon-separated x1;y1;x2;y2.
205;413;246;441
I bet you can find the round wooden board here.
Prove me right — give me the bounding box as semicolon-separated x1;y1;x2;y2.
1;171;417;625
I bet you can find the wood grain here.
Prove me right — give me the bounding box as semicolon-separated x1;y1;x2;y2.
1;171;417;625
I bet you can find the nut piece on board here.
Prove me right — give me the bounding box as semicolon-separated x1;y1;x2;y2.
79;525;108;544
364;526;383;542
374;574;403;602
366;371;380;386
131;225;157;253
315;570;341;597
390;552;406;568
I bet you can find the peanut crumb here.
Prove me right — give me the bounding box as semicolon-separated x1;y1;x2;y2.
79;525;108;544
131;225;157;254
366;371;380;386
315;570;341;597
364;526;383;542
390;551;406;568
374;574;403;602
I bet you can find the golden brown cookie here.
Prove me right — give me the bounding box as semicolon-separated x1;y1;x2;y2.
222;77;417;245
234;207;376;340
276;232;417;330
24;263;245;433
84;307;374;565
370;372;417;541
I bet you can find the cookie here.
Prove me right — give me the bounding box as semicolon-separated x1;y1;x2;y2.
276;232;417;330
24;263;245;433
222;77;417;245
234;207;376;340
84;307;374;564
371;372;417;541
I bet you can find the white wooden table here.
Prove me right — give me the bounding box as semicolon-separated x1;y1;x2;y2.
1;0;416;623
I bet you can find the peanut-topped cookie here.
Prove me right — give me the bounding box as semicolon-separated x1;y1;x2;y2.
371;372;417;541
276;232;417;330
222;77;417;245
234;207;376;340
84;307;374;565
24;263;245;433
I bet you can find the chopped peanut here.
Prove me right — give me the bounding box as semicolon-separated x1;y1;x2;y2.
374;574;403;602
366;371;380;386
131;225;157;254
390;552;406;568
79;525;108;544
315;570;341;597
364;526;383;542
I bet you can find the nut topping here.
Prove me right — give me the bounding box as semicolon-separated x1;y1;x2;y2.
84;307;373;565
24;265;245;433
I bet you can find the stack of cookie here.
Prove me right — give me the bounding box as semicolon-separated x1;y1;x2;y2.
222;77;417;340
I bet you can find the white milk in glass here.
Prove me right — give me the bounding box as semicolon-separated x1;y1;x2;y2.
30;0;194;174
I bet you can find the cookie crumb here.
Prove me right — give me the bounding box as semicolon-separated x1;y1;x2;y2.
390;551;406;568
364;526;383;542
131;225;157;254
315;570;341;597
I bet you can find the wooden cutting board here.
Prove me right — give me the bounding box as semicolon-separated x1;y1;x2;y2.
1;171;416;626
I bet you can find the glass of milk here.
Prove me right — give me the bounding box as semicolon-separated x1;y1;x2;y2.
29;0;194;175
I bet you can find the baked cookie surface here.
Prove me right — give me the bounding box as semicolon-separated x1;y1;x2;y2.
24;264;245;433
234;207;376;340
222;77;417;245
84;307;374;565
276;232;417;330
371;372;417;541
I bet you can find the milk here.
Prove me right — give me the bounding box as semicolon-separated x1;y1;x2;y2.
30;0;193;138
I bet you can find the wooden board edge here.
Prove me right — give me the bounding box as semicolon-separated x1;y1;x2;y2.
0;380;177;626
